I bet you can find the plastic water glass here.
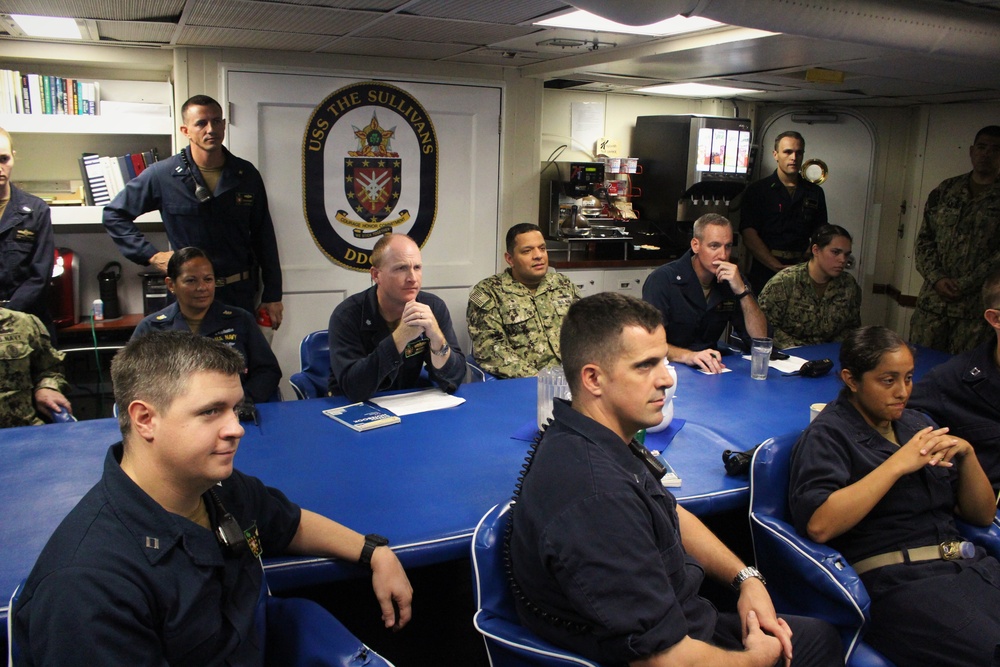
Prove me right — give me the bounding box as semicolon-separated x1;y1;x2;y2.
537;365;571;428
750;337;773;380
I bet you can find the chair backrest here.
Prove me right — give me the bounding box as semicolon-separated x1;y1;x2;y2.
9;576;389;667
290;330;330;399
749;433;877;664
471;502;602;667
8;580;24;665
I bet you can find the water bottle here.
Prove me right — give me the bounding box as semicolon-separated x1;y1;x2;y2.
92;298;104;321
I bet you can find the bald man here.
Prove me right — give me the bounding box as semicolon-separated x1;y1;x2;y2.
328;234;466;402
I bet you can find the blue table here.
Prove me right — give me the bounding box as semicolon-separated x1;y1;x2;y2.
670;342;949;451
0;377;736;625
0;343;950;627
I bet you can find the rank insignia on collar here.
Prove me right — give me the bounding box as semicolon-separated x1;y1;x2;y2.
222;309;233;315
244;522;263;558
971;366;982;377
145;536;160;550
156;314;167;320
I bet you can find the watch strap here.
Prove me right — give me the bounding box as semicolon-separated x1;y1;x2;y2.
359;533;389;569
432;342;450;357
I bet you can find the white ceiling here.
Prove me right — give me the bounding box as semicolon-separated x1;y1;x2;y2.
2;0;1000;106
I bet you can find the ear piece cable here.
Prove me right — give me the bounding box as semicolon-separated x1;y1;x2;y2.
179;149;213;203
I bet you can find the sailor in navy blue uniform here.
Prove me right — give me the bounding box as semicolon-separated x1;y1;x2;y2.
132;247;281;404
102;95;283;328
0;128;54;324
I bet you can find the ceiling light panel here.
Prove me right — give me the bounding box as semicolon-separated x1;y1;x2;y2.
636;82;763;97
535;9;723;36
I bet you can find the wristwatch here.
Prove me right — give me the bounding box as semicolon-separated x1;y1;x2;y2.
359;533;389;569
734;286;753;300
431;342;450;357
731;566;766;591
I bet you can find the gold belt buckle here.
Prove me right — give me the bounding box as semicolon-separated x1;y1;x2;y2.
940;540;971;561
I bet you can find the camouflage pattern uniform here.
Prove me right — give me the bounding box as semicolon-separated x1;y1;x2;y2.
467;269;578;379
758;262;861;350
911;173;1000;354
0;308;68;427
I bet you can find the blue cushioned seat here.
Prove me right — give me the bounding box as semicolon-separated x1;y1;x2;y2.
289;329;330;400
750;433;1000;667
7;577;393;667
471;501;602;667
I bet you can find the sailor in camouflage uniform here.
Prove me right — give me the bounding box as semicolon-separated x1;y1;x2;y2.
911;125;1000;354
0;306;71;427
758;224;861;350
467;224;578;379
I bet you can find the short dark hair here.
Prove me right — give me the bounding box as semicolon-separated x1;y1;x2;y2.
181;95;222;122
974;126;1000;144
774;131;805;152
839;326;910;385
505;223;542;255
112;331;245;439
167;247;211;281
692;213;732;241
560;293;663;396
983;267;1000;311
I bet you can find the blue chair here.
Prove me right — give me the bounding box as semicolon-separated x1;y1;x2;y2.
7;578;393;667
290;328;492;399
289;330;330;400
749;433;1000;667
748;433;885;666
471;502;602;667
262;595;394;666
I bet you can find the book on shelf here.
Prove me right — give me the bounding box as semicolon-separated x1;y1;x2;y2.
78;149;159;205
0;70;99;115
79;153;111;206
323;402;401;432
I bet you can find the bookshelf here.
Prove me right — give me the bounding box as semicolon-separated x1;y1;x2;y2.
0;78;174;232
1;112;172;136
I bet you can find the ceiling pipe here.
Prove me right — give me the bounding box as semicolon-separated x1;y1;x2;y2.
569;0;1000;61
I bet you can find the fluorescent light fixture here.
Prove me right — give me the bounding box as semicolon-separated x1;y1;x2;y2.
636;82;763;98
10;14;82;40
535;10;723;37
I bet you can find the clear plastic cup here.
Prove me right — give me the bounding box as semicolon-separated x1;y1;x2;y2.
537;365;572;428
750;337;773;380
